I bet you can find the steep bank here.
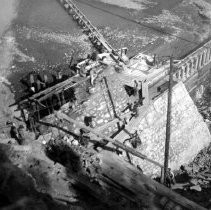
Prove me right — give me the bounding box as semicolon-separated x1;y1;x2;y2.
115;82;211;175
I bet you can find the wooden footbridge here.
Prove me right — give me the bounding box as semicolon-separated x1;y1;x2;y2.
59;0;127;64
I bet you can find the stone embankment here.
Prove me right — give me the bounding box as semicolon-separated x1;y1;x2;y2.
115;82;211;175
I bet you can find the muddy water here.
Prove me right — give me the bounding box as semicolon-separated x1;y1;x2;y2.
0;0;18;37
0;0;210;99
0;0;19;85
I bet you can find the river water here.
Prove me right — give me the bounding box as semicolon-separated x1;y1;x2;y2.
0;0;211;98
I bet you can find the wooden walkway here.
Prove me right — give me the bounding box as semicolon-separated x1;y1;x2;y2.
59;0;126;64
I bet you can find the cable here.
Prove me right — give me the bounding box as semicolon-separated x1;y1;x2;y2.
76;0;211;51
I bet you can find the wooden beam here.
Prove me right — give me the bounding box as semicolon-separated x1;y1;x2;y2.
99;150;207;210
163;56;174;184
17;76;78;106
43;132;207;210
55;111;163;168
37;77;90;102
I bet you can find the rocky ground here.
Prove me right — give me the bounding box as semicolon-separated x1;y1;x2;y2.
0;128;109;210
172;142;211;209
166;81;211;209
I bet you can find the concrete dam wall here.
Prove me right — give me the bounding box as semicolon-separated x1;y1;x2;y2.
116;82;211;176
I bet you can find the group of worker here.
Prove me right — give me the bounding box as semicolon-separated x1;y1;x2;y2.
8;122;32;145
25;72;67;95
22;50;116;99
70;51;114;86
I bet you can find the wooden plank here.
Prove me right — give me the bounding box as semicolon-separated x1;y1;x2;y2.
56;111;164;168
37;77;90;102
45;136;206;210
18;76;78;105
63;0;125;63
99;150;207;210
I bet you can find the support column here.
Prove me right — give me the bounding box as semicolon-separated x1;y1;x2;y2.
203;50;207;65
200;53;204;69
205;49;209;64
187;60;193;78
173;71;179;82
195;55;199;72
197;53;202;70
192;57;197;72
208;48;211;62
180;66;186;81
184;65;188;80
178;69;182;81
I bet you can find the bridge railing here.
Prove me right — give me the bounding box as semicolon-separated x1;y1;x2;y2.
148;39;211;86
173;39;211;82
59;0;126;64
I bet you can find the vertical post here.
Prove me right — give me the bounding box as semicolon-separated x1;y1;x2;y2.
50;96;54;112
36;103;40;121
162;56;174;184
19;103;27;124
61;89;66;105
160;167;164;184
31;102;36;133
46;100;51;115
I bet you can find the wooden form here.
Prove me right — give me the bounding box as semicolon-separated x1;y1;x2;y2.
37;77;90;102
15;76;86;106
56;111;163;168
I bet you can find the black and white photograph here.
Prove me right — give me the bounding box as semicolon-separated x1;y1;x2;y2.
0;0;211;209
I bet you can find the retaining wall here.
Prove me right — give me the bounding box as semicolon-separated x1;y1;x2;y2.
117;82;211;176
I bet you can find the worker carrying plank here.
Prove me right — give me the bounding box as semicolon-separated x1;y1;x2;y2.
123;130;142;149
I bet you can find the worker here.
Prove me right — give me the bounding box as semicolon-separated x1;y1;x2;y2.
57;71;63;82
131;101;140;119
41;74;49;89
28;73;36;94
121;102;133;113
17;125;27;145
18;124;35;144
84;116;95;128
9;122;19;143
133;80;138;96
70;64;80;76
90;51;98;61
79;128;90;147
114;63;124;73
130;130;142;149
79;65;87;77
90;67;98;86
35;78;44;92
165;168;175;188
26;103;36;132
123;130;142;149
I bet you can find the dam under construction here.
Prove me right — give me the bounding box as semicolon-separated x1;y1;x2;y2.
0;0;211;209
